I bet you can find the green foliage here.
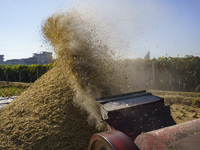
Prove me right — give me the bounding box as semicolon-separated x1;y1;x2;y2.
153;55;200;91
0;87;26;97
0;64;55;83
1;56;199;92
117;55;200;92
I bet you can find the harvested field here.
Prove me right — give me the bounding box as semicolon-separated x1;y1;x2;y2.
0;81;30;97
150;90;200;124
0;81;31;89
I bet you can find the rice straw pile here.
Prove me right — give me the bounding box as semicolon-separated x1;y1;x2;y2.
0;64;99;149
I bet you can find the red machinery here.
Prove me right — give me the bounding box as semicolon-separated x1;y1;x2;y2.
88;90;200;150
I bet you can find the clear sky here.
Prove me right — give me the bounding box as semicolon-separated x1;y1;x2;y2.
0;0;200;60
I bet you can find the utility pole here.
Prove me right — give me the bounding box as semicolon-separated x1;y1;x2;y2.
152;59;155;87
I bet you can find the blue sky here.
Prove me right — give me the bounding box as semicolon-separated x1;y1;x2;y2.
0;0;200;60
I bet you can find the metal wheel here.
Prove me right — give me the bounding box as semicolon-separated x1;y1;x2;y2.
88;130;139;150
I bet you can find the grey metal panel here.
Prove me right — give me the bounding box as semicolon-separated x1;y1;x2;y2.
101;94;163;112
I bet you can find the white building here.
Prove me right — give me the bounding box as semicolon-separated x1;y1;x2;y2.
33;51;53;64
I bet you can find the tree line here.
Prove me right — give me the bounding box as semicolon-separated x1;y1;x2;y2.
0;64;54;83
0;55;199;92
117;55;200;92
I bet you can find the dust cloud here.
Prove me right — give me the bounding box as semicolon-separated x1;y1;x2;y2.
41;9;132;126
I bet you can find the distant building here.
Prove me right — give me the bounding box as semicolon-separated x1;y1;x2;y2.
33;51;53;64
5;59;20;65
0;55;4;62
1;51;53;65
21;57;38;65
